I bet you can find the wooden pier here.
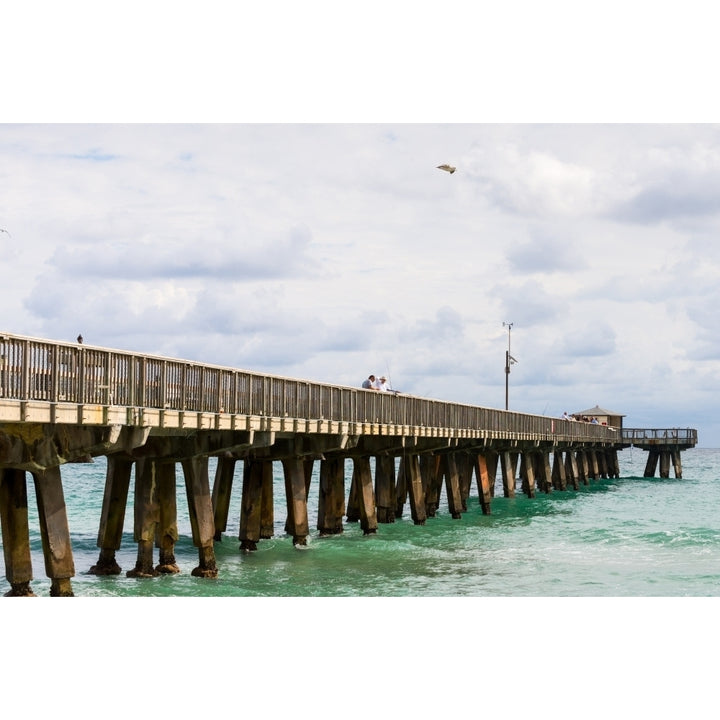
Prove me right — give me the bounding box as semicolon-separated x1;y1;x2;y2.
0;333;698;596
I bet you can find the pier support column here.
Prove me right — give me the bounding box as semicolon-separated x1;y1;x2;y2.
519;453;536;498
643;450;659;478
538;452;553;494
456;453;472;511
422;454;443;517
552;450;567;490
351;456;378;535
473;453;493;514
598;451;609;479
659;451;671;478
282;457;310;545
181;456;218;577
127;457;160;578
609;449;620;478
500;452;516;498
441;454;463;519
672;450;683;479
406;454;427;525
317;457;345;535
90;454;133;575
32;466;75;596
285;458;314;535
212;454;237;541
576;450;589;485
374;455;396;523
156;461;180;574
565;451;580;490
588;450;600;480
0;469;35;597
239;459;264;550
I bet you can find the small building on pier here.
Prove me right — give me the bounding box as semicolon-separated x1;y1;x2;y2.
572;405;625;428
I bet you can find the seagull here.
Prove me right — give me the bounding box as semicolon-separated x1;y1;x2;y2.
0;228;11;239
437;164;456;174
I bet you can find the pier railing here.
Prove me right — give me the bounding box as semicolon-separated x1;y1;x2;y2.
0;332;618;442
622;427;698;446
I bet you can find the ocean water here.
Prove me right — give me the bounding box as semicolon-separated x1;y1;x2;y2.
2;446;719;598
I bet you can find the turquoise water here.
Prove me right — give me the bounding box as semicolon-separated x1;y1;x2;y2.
3;447;719;598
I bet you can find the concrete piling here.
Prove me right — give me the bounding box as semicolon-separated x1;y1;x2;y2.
282;457;310;546
317;456;345;535
441;453;463;519
181;456;218;577
0;469;35;596
32;466;75;596
473;453;493;514
90;454;133;575
239;459;264;550
374;454;396;523
501;451;517;498
351;456;378;535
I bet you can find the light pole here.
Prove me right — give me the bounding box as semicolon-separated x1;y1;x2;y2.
503;321;517;410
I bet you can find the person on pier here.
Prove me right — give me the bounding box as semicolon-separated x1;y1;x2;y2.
362;374;377;389
374;375;389;392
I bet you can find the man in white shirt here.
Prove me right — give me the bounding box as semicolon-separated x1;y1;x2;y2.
374;375;389;391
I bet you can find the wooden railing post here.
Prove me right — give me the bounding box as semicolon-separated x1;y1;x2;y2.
21;339;30;401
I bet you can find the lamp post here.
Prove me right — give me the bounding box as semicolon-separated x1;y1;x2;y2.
503;321;517;411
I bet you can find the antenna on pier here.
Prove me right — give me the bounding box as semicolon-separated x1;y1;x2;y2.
503;321;517;411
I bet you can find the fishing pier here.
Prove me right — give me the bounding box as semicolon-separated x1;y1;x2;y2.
0;333;698;596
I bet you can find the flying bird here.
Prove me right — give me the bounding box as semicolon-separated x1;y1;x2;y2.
437;164;456;174
0;228;11;239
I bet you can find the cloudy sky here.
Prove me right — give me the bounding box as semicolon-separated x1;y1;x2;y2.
2;123;719;444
